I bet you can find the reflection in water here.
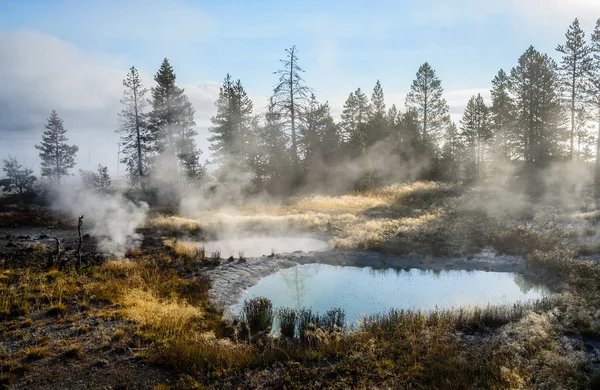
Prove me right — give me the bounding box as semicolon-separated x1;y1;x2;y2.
231;264;549;326
201;236;328;258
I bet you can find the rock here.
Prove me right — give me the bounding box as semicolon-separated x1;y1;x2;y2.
5;242;16;248
4;234;12;239
17;235;30;240
82;234;91;240
39;234;49;239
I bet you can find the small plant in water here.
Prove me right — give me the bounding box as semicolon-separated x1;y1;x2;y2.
243;297;273;336
277;307;298;338
238;251;246;262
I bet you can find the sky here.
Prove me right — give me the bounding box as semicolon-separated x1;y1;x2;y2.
1;0;600;178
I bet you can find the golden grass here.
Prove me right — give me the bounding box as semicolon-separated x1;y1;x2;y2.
123;289;203;338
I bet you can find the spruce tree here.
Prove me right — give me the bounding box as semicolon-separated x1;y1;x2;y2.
510;46;565;167
117;66;151;189
460;94;491;180
556;18;593;160
208;74;255;174
339;91;358;146
148;58;201;179
272;46;310;172
490;69;517;160
405;62;450;145
395;109;423;163
35;110;79;185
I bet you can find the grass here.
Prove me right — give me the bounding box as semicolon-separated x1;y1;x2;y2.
242;297;273;336
62;344;83;359
3;181;600;388
24;347;50;361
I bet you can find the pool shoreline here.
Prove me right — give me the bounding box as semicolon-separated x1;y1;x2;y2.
203;247;531;318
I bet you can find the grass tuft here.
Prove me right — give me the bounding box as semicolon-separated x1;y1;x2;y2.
243;297;273;336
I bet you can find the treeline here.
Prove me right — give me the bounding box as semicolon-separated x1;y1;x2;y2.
3;18;600;199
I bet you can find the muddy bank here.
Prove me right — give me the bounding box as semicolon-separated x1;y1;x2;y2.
205;247;528;315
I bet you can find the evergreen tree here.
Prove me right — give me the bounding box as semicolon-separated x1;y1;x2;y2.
2;156;36;195
395;109;423;163
387;104;399;130
208;74;255;174
490;69;517;160
256;97;291;193
590;18;600;190
440;122;463;181
117;66;151;189
573;106;595;161
405;62;450;145
148;58;201;180
300;94;340;175
79;164;111;193
460;94;491;179
556;18;593;160
367;80;388;146
349;88;372;158
272;46;310;172
35;110;79;185
510;46;565;167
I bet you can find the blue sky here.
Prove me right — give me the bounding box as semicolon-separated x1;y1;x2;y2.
1;0;599;175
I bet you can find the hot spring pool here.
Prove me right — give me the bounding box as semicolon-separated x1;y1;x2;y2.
230;263;548;325
202;236;328;258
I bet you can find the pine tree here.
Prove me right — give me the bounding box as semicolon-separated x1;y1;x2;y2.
148;58;201;180
256;97;291;193
300;94;340;174
117;66;151;189
440;122;463;181
387;104;399;130
460;94;491;179
339;91;358;146
272;46;310;172
2;156;36;195
208;74;255;174
348;88;372;158
367;80;388;146
395;109;423;163
405;62;450;145
590;19;600;190
556;18;593;160
35;110;79;185
490;69;517;161
510;46;565;167
573;106;595;161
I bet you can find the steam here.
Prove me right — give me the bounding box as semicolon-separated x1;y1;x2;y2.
51;186;148;257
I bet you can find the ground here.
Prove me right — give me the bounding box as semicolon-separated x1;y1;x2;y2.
1;181;600;389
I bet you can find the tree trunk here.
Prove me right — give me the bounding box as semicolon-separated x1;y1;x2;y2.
571;66;576;161
133;85;145;191
289;56;297;170
595;114;600;195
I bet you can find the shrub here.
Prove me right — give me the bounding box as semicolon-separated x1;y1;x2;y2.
322;307;346;331
276;307;298;338
243;297;273;336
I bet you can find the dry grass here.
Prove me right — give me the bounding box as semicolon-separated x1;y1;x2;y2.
123;289;203;338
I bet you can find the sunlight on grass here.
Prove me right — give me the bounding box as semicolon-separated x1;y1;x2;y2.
123;289;203;338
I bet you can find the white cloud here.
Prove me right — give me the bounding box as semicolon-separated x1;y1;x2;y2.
0;31;220;175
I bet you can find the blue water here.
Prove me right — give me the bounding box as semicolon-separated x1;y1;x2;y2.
230;264;548;326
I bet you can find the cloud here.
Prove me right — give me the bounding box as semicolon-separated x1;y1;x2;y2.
0;31;220;174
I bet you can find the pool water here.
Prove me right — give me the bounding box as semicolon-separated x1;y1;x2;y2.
202;236;328;258
230;263;548;325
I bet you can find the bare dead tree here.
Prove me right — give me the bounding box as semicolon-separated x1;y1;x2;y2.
77;215;84;268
